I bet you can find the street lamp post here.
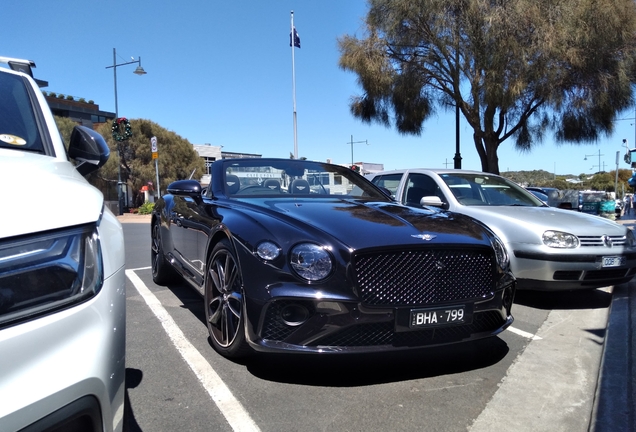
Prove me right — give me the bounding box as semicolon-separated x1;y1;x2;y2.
105;48;147;215
454;102;462;169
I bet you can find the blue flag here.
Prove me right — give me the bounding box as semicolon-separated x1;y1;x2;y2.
290;27;301;48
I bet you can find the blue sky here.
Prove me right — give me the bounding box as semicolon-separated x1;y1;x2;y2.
4;0;636;176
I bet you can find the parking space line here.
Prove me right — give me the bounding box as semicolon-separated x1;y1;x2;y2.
506;326;542;340
126;269;261;432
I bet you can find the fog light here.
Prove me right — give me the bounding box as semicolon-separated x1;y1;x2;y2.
280;304;309;326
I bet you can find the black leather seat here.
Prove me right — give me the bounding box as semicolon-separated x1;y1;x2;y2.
291;179;310;194
263;179;281;192
225;175;240;195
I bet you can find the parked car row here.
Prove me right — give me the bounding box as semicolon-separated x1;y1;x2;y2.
524;187;624;219
151;160;636;361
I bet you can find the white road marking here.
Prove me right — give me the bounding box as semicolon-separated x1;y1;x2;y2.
126;269;261;432
506;326;542;340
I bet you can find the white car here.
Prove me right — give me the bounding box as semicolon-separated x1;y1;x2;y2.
0;58;125;431
368;168;636;291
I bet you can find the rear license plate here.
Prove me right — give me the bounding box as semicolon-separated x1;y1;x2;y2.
410;306;466;329
602;256;625;267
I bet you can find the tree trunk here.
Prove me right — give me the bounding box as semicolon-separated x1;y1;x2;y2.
474;133;500;175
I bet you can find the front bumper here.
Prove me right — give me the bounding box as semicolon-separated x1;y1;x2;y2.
512;249;636;290
245;281;515;354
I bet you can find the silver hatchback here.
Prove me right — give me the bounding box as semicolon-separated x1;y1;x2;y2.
368;168;636;290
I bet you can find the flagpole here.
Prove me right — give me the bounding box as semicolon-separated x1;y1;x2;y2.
291;10;298;159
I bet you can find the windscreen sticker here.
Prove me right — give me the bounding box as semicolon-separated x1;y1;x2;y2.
0;134;27;145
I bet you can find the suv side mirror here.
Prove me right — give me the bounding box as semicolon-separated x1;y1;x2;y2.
68;126;110;176
421;196;445;208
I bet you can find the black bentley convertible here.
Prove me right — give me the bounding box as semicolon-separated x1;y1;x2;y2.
151;158;516;359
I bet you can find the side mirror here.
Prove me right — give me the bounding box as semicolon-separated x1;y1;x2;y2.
167;180;203;198
420;196;445;208
68;126;110;176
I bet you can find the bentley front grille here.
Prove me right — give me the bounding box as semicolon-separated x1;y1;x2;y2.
354;249;494;307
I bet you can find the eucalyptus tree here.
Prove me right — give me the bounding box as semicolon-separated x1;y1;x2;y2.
339;0;636;174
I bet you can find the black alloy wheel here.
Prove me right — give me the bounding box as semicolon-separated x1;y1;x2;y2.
205;239;251;358
151;219;178;285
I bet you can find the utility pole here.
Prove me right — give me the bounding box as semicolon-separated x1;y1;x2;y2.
348;135;368;166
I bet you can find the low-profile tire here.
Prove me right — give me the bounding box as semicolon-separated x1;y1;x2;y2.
205;239;252;359
151;219;178;286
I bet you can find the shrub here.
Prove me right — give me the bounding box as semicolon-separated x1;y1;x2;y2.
66;95;74;100
138;201;155;215
48;92;56;98
78;98;87;103
88;100;95;104
57;94;65;99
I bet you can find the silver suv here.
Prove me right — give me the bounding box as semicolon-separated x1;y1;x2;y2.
0;57;125;432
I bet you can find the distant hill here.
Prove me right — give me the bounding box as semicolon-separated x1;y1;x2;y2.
501;169;579;186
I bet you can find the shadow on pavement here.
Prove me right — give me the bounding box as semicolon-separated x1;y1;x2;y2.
514;288;612;310
163;281;206;326
244;336;509;386
123;368;144;432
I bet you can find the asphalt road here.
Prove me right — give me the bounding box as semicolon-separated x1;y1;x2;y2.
120;221;610;432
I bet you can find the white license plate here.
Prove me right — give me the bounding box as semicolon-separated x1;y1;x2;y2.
410;306;465;328
602;256;625;267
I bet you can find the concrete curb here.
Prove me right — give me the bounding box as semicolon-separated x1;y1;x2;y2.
591;281;634;431
590;210;635;431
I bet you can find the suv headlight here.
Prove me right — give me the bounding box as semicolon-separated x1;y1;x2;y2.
542;230;579;248
290;243;333;281
626;230;636;248
0;225;103;328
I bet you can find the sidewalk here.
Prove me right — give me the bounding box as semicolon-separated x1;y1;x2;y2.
591;210;635;431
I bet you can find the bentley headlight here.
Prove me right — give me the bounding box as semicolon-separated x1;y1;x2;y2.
491;236;509;270
290;243;333;281
542;230;579;248
0;225;103;327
